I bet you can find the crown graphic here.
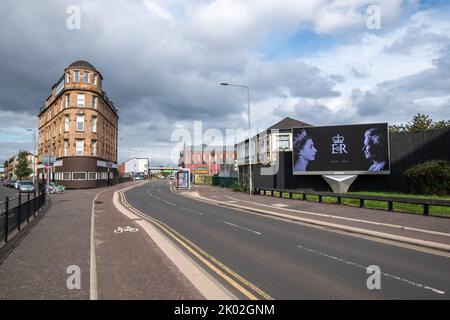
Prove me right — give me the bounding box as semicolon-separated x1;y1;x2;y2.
332;134;344;144
294;129;308;144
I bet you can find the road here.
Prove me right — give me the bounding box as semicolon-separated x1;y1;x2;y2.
124;180;450;299
0;185;37;214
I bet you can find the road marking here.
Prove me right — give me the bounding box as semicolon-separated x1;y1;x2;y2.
114;226;139;233
119;191;272;300
226;200;237;203
297;244;446;295
90;188;112;300
163;200;176;206
154;196;160;200
182;207;204;216
221;221;261;235
222;195;450;239
271;203;289;208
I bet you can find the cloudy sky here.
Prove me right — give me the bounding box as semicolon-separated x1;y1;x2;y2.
0;0;449;165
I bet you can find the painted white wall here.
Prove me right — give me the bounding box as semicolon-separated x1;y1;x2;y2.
124;158;149;174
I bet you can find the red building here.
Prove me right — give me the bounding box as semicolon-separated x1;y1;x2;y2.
178;144;236;176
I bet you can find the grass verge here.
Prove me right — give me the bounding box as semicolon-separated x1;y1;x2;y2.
272;191;450;217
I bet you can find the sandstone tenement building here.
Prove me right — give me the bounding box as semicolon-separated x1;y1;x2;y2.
38;60;119;188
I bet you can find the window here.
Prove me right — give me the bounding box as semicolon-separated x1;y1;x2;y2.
64;139;69;156
64;115;70;132
92;116;97;133
83;72;89;83
88;172;97;180
91;140;97;156
276;134;290;150
77;94;85;107
63;172;71;180
92;96;97;109
65;94;70;108
93;74;98;85
66;72;70;83
76;139;84;155
74;71;79;82
76;115;84;131
72;172;87;180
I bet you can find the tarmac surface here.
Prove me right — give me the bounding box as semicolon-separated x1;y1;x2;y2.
0;181;202;300
123;181;450;299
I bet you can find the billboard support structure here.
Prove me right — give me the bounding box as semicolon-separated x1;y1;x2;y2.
322;175;358;193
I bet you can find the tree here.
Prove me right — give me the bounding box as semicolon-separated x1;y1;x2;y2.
389;113;450;133
404;113;433;132
14;150;32;180
388;124;405;133
432;120;450;130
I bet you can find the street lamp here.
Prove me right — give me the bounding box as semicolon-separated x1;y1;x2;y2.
26;129;37;186
220;82;252;195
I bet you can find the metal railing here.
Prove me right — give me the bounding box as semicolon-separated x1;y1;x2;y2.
0;186;47;243
254;187;450;216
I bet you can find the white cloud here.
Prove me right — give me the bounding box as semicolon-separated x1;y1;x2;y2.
0;0;448;164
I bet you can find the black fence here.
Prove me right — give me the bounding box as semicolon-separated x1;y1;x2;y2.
255;186;450;216
0;187;47;243
212;176;238;188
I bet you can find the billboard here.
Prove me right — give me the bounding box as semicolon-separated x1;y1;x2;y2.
292;123;390;175
177;170;190;189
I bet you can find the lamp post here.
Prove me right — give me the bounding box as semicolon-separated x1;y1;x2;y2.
26;129;37;186
220;82;252;195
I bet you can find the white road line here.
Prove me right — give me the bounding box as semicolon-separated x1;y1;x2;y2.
182;207;204;216
90;188;111;300
226;200;237;203
163;200;177;206
296;244;446;295
154;196;161;200
271;203;289;208
225;195;238;201
221;220;261;235
223;195;450;239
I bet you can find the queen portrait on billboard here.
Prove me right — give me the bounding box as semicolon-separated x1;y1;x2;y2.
362;127;387;171
293;129;317;171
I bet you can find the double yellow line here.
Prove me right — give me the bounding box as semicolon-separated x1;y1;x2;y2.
119;191;273;300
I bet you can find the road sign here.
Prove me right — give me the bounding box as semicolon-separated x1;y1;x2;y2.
41;155;56;163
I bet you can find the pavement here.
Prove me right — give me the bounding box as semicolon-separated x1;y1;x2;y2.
182;184;450;249
0;181;202;300
94;184;202;299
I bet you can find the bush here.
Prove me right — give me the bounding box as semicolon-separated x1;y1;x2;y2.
403;160;450;195
232;181;248;192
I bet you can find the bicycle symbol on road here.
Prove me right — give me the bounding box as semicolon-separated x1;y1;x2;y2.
114;226;139;233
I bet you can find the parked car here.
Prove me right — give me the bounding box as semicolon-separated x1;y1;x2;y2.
18;181;35;193
14;180;20;189
134;173;145;180
7;180;17;188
